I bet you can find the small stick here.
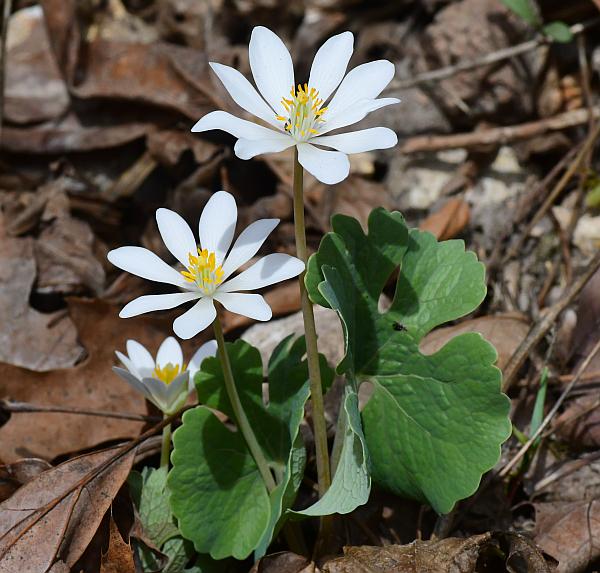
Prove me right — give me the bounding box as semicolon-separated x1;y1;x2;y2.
502;251;600;391
499;337;600;478
400;106;600;154
1;399;160;423
386;20;599;92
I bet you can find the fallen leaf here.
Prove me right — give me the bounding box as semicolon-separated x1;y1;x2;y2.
536;501;600;573
419;198;471;240
0;298;192;462
0;458;52;502
322;532;552;572
0;233;84;372
251;551;313;573
0;445;136;572
100;518;135;573
4;5;69;124
420;313;530;371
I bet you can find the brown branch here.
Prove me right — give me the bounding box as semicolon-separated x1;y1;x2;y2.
400;106;600;154
0;399;160;423
386;20;599;93
502;250;600;391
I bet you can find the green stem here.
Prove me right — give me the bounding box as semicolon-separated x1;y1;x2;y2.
160;421;172;468
213;316;277;492
292;148;331;497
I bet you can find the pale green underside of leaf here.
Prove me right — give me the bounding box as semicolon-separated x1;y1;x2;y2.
306;208;512;514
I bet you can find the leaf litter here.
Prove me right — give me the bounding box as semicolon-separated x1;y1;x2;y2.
1;0;600;570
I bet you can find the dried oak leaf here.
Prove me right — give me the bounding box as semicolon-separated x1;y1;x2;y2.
0;234;83;372
322;533;552;572
0;458;52;502
100;518;135;573
0;445;136;573
0;298;175;462
536;501;600;573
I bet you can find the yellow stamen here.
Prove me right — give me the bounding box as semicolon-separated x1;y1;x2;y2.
153;362;184;385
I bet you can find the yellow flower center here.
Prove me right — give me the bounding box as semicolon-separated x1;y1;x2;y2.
180;247;225;295
153;362;185;385
276;83;327;141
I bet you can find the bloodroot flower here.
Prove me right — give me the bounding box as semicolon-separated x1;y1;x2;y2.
192;26;400;184
114;337;217;414
107;191;304;339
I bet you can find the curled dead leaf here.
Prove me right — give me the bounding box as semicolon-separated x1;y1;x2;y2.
419;198;470;240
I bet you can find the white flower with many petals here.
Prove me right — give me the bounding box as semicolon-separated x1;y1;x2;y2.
114;337;217;414
192;27;400;185
107;191;304;339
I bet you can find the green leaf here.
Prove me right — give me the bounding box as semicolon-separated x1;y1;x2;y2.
585;182;600;208
501;0;540;25
290;385;370;517
543;21;573;43
306;208;512;514
169;337;332;560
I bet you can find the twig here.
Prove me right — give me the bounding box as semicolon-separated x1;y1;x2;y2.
502;250;600;391
0;0;13;139
400;106;600;154
386;20;599;93
502;121;600;265
1;399;160;423
499;337;600;479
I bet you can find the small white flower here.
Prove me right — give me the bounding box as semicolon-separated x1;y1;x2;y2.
107;190;304;339
192;27;400;185
113;337;217;414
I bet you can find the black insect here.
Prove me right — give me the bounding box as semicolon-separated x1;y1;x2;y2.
392;322;407;332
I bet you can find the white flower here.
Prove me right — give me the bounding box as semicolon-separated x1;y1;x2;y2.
107;190;304;339
113;337;217;414
192;27;400;185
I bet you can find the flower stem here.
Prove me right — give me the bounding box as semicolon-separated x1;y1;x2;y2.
213;316;276;492
292;148;331;497
160;421;172;468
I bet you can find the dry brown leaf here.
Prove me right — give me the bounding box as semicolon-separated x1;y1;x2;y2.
0;233;83;372
0;445;136;572
322;533;551;572
5;6;69;124
419;198;470;240
421;313;530;371
251;551;314;573
536;501;600;573
0;458;52;502
100;518;135;573
0;298;187;462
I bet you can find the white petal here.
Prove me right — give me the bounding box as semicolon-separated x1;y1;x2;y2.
188;340;218;382
219;253;304;293
209;62;281;128
308;31;354;103
249;26;294;116
221;218;279;279
320;97;400;134
113;367;153;401
214;292;272;321
296;142;350;184
234;136;294;160
156;336;183;369
126;339;155;376
115;350;140;378
312;127;397;153
120;292;201;319
325;60;397;121
107;246;188;288
164;372;191;412
141;377;170;410
199;191;237;265
156;209;198;269
173;297;217;340
192;110;283;140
